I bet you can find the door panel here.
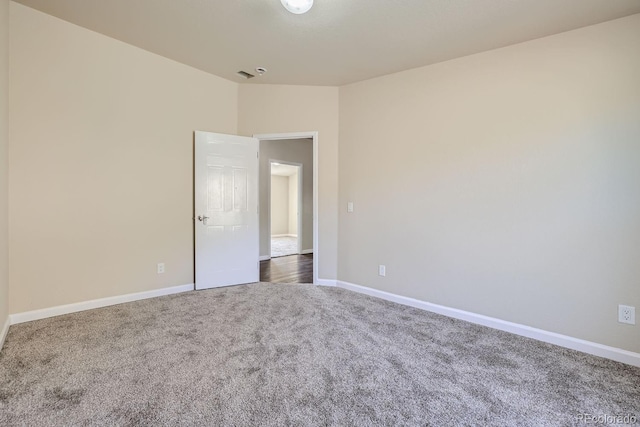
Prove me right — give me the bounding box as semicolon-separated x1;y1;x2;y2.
195;131;259;290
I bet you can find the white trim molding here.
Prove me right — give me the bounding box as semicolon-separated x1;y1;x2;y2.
0;316;10;351
337;280;640;368
259;255;271;261
10;284;194;325
300;249;314;255
317;278;337;287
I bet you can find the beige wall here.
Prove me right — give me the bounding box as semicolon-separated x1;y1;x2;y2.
8;3;238;313
270;175;290;236
0;0;8;329
6;1;636;357
239;85;339;280
288;173;298;236
260;139;312;256
339;14;640;353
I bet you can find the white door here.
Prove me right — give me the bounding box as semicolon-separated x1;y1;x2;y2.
194;131;259;290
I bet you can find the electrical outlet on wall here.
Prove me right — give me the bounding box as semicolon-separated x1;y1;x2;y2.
157;263;165;274
618;305;635;325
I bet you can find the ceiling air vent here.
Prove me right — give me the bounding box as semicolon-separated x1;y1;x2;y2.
237;70;255;79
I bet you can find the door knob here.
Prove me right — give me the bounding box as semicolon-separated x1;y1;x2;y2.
197;215;210;222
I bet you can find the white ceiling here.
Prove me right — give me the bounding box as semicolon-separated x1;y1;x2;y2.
13;0;640;86
271;163;299;177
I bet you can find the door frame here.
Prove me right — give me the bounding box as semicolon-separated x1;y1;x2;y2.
268;160;303;257
255;132;318;286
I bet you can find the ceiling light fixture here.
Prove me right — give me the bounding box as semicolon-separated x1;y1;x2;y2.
280;0;313;15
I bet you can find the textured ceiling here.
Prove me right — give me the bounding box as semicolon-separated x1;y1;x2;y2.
13;0;640;86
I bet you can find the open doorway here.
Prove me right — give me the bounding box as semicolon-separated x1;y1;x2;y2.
256;133;316;284
270;161;302;258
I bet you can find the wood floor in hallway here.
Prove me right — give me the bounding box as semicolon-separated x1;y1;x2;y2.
260;254;313;284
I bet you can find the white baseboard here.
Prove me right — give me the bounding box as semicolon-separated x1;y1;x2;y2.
260;255;271;261
317;278;337;287
337;280;640;368
300;249;313;255
0;316;9;352
10;283;194;325
271;234;297;238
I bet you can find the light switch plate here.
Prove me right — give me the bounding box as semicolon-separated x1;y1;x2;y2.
378;265;386;277
348;202;354;213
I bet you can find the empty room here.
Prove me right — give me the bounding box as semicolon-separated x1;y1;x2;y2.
0;0;639;425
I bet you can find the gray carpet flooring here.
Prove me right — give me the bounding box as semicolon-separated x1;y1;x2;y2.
271;236;298;258
1;283;638;426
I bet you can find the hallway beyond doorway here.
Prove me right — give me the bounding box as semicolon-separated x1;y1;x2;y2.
271;236;298;258
260;254;313;284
